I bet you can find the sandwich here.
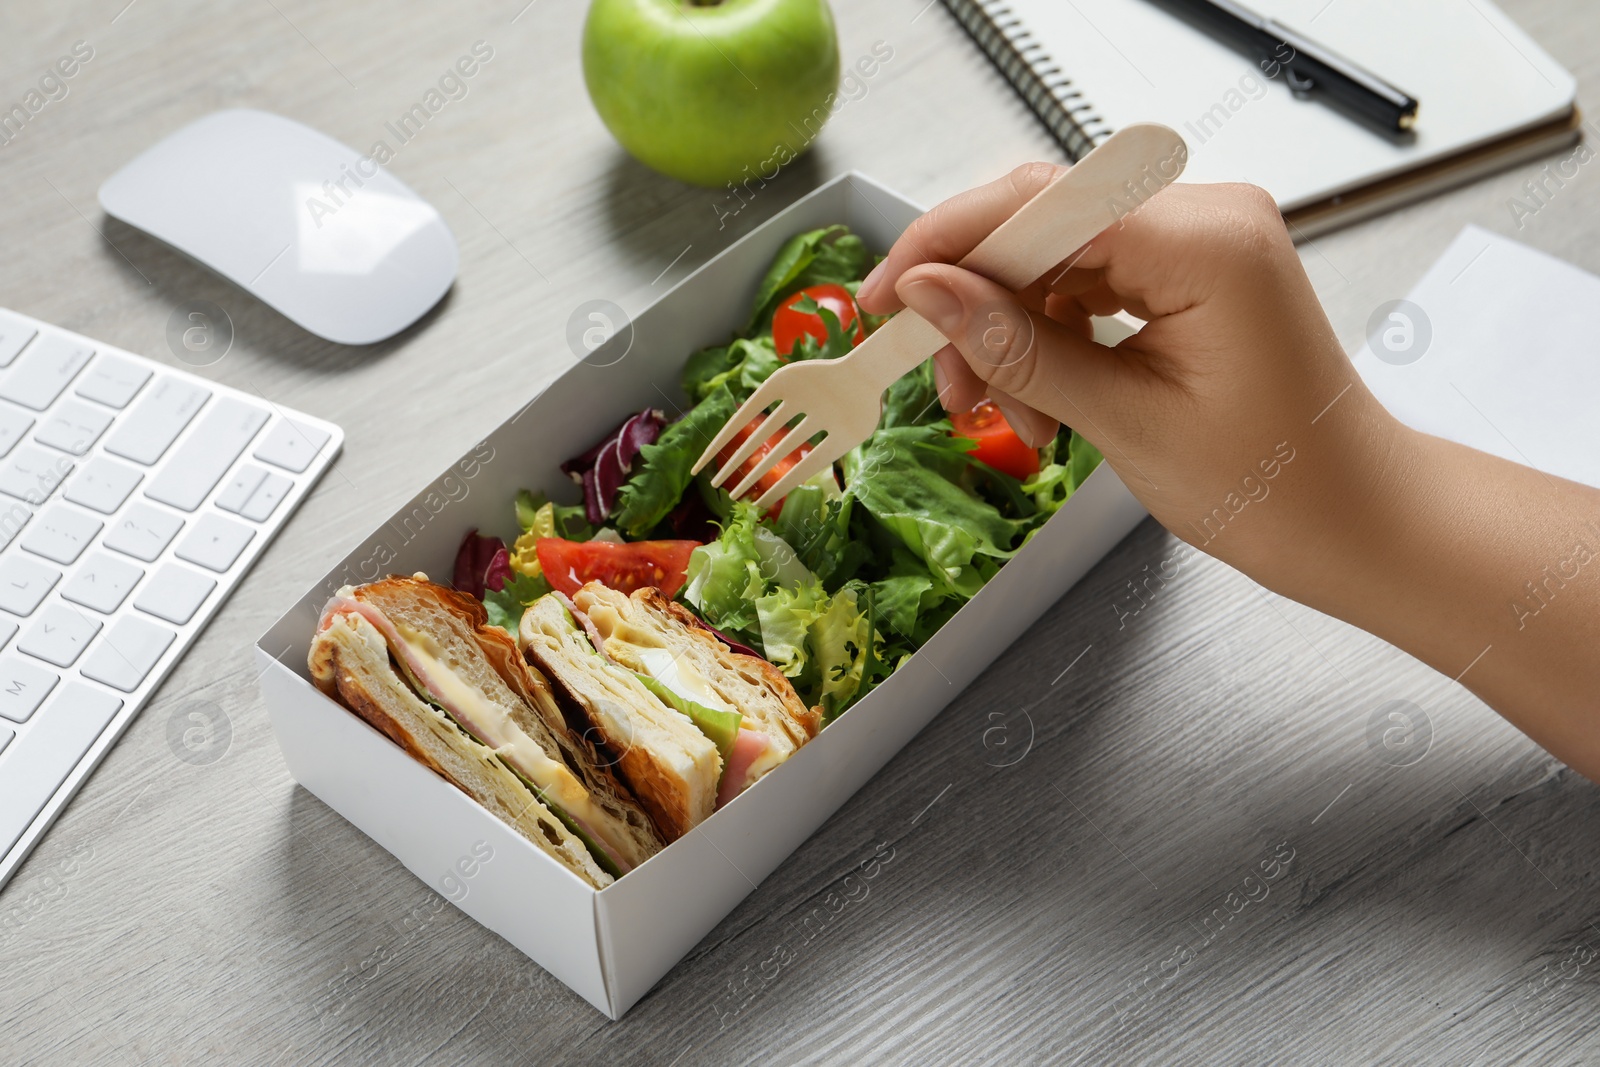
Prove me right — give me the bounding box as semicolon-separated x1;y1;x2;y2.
519;593;721;841
570;583;821;808
518;583;821;841
309;576;665;888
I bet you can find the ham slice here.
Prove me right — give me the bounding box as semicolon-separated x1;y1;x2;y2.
715;728;771;810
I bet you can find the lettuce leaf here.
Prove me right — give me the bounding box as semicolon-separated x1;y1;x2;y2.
680;503;774;638
755;579;826;680
483;570;551;635
514;492;592;541
1020;430;1103;520
745;225;873;334
515;489;540;531
766;480;867;589
841;424;1026;599
681;501;821;641
879;359;943;429
863;574;933;642
680;343;742;404
754;579;874;721
612;386;738;538
630;673;740;772
682;337;781;406
812;584;874;720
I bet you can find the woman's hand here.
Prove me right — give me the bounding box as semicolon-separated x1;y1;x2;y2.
855;166;1401;598
858;166;1600;780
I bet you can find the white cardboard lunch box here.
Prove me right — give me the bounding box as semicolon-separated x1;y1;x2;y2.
256;172;1147;1019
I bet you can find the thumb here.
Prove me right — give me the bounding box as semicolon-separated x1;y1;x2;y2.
896;262;1119;444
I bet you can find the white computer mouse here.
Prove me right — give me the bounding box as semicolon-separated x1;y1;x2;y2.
99;108;457;346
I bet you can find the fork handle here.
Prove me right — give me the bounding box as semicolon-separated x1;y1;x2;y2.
863;123;1188;387
959;123;1188;291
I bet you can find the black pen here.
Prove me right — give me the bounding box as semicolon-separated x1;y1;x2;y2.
1156;0;1419;133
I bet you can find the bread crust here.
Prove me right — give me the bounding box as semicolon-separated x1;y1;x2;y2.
309;612;613;888
519;595;719;841
345;575;666;869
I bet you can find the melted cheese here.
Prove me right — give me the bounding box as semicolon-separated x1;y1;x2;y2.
742;742;785;786
635;646;735;714
585;602;737;714
392;623;606;834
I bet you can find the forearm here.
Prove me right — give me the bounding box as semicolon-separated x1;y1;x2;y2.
1258;413;1600;777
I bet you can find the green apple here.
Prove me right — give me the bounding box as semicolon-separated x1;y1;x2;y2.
583;0;841;187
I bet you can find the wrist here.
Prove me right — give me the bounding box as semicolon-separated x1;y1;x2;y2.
1214;387;1420;616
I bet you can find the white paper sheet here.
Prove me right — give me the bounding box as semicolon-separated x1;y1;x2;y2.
1355;225;1600;490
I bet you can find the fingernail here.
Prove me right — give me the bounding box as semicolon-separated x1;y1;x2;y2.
991;396;1037;447
898;277;964;336
856;260;887;305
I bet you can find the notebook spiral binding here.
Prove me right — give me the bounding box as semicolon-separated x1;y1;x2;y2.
939;0;1114;161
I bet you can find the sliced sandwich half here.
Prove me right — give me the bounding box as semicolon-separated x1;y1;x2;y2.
519;594;722;841
572;583;821;807
310;576;664;887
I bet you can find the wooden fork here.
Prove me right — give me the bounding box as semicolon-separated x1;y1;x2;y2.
691;123;1189;509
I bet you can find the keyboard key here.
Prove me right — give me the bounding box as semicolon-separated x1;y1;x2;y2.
80;616;175;692
174;513;254;572
241;472;292;522
61;553;144;614
0;501;30;553
0;655;60;722
103;503;184;563
0;405;34;458
144;398;269;512
0;444;72;504
133;564;213;625
253;418;332;474
0;617;17;650
0;682;121;856
64;456;143;515
21;505;102;565
0;334;93;411
215;464;268;513
0;555;60;615
35;400;114;455
0;723;11;756
103;378;210;465
74;353;152;409
19;604;102;667
0;311;38;368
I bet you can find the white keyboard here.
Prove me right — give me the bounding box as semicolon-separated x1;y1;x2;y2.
0;307;342;889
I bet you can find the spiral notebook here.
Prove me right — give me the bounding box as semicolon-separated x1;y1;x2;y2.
942;0;1581;235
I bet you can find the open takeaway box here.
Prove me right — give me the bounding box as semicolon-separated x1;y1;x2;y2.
256;172;1148;1019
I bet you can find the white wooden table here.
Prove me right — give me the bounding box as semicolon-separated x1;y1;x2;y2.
1;0;1597;1062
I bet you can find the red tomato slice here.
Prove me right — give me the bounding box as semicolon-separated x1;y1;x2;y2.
716;415;813;511
951;400;1041;480
772;284;866;359
535;538;701;599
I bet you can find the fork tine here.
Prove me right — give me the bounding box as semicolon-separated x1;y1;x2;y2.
727;414;814;500
691;382;781;477
753;437;840;511
708;400;792;490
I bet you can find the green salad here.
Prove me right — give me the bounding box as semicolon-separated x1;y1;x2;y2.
453;225;1103;723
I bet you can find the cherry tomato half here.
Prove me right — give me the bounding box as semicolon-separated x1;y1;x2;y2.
535;538;701;599
772;284;866;359
950;400;1040;480
716;414;813;513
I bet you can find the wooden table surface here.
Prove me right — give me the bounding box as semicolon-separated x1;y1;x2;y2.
2;0;1597;1063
